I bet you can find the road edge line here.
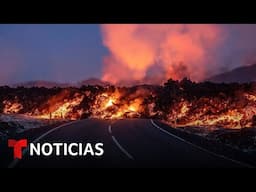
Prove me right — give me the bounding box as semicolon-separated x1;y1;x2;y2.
108;125;134;160
108;125;112;134
150;119;254;168
111;135;134;160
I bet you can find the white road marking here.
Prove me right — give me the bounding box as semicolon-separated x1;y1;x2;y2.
8;120;80;168
108;124;134;160
150;119;254;168
111;136;134;160
108;125;112;134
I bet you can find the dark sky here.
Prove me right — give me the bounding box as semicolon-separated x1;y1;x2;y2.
1;24;256;85
0;24;108;85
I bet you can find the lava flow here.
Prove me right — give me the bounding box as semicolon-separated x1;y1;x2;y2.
33;93;84;120
3;100;23;114
91;90;143;119
1;79;256;129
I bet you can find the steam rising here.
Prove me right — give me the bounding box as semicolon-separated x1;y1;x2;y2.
101;24;224;84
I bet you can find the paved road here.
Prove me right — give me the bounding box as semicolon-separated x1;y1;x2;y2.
13;119;247;168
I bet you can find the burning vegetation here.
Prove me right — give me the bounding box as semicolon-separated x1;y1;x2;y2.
1;78;256;129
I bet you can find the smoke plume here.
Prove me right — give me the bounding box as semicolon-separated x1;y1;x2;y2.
101;24;224;84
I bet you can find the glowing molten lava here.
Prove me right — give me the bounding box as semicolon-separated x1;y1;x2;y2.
3;100;23;114
34;93;84;120
166;93;256;129
1;81;256;130
106;99;114;108
92;90;142;119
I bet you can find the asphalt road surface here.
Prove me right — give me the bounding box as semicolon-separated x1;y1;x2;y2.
12;119;249;168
